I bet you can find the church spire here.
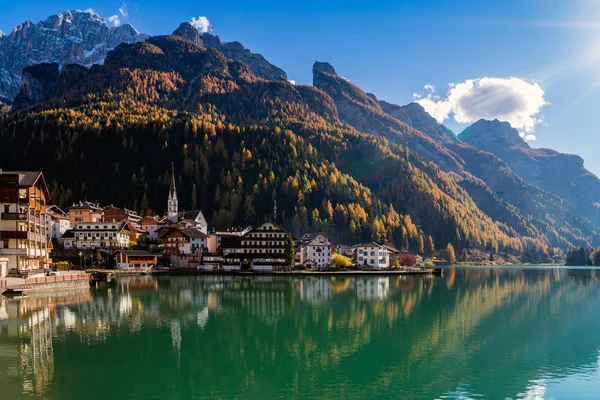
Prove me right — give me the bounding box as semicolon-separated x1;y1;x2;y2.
168;163;178;222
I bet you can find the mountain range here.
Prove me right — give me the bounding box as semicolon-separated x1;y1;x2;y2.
1;10;598;258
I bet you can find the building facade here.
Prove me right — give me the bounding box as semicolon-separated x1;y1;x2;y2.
355;242;390;269
114;250;158;270
68;201;103;227
222;221;293;271
103;205;142;227
178;210;208;233
162;227;207;256
63;222;131;249
299;233;333;269
45;205;70;242
0;171;50;273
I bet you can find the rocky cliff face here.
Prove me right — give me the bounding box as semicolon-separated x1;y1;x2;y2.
12;63;60;110
312;60;464;172
171;22;288;82
459;119;530;149
379;101;457;143
459;119;600;225
0;10;147;101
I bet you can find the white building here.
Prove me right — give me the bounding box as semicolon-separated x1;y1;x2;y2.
299;233;333;269
178;210;208;234
355;242;390;269
162;227;207;256
140;216;163;242
45;205;70;242
63;222;131;249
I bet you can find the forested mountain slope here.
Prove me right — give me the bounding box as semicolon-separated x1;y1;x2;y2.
1;32;598;256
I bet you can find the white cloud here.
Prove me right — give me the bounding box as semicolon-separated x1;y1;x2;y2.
414;77;546;138
84;8;95;13
108;15;121;27
0;30;4;38
119;4;128;17
521;132;537;141
191;16;211;33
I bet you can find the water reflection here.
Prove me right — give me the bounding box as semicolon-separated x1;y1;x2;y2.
0;269;600;399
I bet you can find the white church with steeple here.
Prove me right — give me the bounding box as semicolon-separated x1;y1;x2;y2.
168;163;179;222
166;164;208;233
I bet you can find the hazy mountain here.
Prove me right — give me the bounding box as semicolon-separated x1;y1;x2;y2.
460;119;600;226
312;60;599;248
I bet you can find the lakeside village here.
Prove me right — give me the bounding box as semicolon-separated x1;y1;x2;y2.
0;167;441;281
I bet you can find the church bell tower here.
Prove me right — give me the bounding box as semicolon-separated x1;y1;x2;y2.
168;163;178;222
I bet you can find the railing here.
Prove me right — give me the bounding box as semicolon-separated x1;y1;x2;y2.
0;231;28;239
0;248;28;255
1;212;27;221
25;273;90;285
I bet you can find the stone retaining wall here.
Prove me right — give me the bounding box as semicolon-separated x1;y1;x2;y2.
21;274;90;293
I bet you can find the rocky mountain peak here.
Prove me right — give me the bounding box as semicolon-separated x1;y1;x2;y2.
459;119;529;149
0;9;148;101
12;62;60;110
313;61;337;76
172;22;203;47
171;23;287;82
379;101;457;143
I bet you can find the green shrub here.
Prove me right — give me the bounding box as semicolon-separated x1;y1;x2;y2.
51;261;70;271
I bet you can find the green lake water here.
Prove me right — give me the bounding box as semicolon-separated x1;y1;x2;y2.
2;267;600;399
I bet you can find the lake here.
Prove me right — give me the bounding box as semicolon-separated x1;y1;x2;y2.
1;267;600;399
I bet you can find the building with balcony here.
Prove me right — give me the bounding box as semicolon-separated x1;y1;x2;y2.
355;242;391;269
222;221;294;271
162;227;207;256
0;170;50;274
67;201;103;227
114;250;158;270
299;233;333;269
103;205;142;227
62;222;131;249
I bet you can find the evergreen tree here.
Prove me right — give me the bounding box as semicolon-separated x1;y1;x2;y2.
445;243;456;264
425;235;435;256
284;235;296;267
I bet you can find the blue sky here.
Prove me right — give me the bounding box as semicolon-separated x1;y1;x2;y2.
3;0;600;174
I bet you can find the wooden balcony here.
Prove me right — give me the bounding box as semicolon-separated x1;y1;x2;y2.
0;231;27;239
1;212;27;221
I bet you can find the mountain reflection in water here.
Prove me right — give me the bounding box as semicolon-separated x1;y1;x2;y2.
1;268;600;399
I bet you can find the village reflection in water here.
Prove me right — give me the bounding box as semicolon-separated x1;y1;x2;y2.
1;268;600;399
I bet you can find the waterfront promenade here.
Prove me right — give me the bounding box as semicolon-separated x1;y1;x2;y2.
0;270;90;295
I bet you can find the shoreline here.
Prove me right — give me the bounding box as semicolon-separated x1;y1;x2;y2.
145;267;444;277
